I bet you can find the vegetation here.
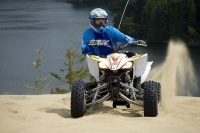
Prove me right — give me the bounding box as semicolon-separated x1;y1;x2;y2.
50;87;70;94
25;45;91;94
50;43;89;90
108;0;200;46
24;48;51;95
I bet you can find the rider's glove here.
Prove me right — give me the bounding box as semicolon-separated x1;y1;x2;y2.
136;40;147;47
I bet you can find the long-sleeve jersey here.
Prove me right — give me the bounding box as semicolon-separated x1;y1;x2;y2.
81;26;137;56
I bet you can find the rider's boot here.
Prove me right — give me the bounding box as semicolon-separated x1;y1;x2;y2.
134;77;143;94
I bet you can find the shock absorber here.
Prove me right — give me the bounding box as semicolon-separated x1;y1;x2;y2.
93;72;106;101
125;72;132;86
99;72;106;84
134;77;142;94
125;72;136;100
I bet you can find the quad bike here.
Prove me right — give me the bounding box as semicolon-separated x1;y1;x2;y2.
71;41;161;118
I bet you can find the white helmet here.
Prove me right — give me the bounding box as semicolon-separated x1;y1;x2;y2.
89;8;108;33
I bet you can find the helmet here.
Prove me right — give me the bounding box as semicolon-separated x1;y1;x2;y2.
89;8;108;33
89;8;108;20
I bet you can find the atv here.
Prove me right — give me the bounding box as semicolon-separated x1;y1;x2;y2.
71;41;161;118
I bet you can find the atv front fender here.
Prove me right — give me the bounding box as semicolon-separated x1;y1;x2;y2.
141;61;153;83
86;54;100;81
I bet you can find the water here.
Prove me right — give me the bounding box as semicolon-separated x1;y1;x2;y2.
0;0;199;95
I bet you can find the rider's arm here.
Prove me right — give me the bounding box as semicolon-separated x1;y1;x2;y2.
81;29;99;56
107;26;138;45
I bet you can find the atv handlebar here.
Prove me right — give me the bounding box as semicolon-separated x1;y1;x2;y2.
118;40;147;51
135;40;147;47
88;40;147;52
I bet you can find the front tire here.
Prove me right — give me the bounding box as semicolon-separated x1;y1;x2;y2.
153;81;161;102
143;81;158;117
142;81;161;102
71;80;86;118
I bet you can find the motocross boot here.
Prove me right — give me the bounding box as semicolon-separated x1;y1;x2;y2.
134;77;143;94
125;72;136;100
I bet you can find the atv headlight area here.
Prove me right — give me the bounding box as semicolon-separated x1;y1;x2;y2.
98;62;108;69
121;62;133;69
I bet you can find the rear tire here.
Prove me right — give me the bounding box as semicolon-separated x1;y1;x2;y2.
71;80;86;118
143;81;158;117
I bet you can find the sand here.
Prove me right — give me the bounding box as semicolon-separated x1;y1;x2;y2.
0;94;200;133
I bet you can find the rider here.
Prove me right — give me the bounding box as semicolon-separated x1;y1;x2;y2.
81;8;146;57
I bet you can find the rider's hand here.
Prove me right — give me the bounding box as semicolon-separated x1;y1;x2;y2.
137;40;147;47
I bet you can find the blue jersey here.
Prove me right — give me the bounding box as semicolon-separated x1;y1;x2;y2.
81;26;137;56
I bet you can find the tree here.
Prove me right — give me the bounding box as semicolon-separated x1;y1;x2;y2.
143;0;170;42
50;43;89;90
120;17;137;36
24;48;51;95
108;0;124;10
194;0;200;31
111;0;200;45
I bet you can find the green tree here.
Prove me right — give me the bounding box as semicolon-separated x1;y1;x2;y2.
24;48;51;95
143;0;170;42
194;0;200;31
108;0;124;10
111;0;200;45
120;17;136;36
50;44;89;90
112;0;148;39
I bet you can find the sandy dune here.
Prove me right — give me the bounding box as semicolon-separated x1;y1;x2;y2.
0;93;200;133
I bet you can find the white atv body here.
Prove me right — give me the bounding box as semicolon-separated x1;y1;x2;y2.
86;53;153;83
71;45;161;118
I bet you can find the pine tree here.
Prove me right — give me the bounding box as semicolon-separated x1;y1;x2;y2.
50;43;89;90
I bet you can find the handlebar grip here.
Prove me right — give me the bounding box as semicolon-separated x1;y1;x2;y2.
137;40;147;47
